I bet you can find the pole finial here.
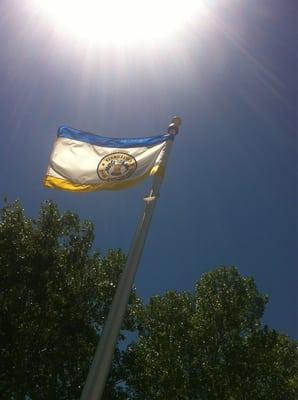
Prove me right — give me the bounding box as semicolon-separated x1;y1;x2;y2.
167;116;182;135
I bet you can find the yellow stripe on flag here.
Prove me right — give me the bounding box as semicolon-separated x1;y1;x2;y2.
43;165;164;192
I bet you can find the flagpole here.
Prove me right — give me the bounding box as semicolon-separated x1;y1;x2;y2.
80;116;182;400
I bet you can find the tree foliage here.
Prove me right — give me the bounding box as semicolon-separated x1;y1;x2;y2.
0;200;137;399
125;268;298;399
1;200;297;399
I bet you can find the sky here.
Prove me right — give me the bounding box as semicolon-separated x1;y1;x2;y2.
0;0;297;338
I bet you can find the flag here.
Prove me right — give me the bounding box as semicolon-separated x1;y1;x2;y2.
43;126;173;192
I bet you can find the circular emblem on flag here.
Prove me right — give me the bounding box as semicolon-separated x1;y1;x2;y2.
97;152;137;181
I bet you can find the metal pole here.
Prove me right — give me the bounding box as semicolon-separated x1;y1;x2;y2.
80;117;182;400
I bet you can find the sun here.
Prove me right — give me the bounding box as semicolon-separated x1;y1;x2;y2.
32;0;207;46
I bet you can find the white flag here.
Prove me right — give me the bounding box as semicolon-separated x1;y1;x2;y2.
44;126;173;192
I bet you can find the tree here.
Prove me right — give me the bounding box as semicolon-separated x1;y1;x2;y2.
125;267;298;400
1;200;297;399
0;200;138;400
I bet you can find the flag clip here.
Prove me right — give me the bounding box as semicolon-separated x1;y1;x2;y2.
143;195;158;203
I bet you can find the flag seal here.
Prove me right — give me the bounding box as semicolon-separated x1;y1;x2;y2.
97;152;137;182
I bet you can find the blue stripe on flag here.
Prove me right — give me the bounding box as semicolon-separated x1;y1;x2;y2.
57;126;173;148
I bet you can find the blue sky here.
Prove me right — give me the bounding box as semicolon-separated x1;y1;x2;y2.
0;0;297;338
